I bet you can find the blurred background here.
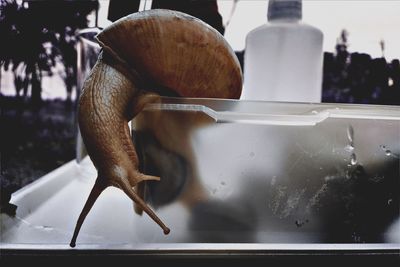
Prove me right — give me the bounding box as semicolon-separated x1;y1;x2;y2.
1;0;399;212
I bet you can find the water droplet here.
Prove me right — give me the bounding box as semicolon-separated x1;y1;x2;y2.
311;110;318;114
385;150;392;156
249;152;255;157
351;232;361;243
221;181;226;186
345;144;354;152
324;175;334;182
370;175;384;183
387;199;393;205
347;125;354;143
271;176;277;186
295;219;308;227
350;153;357;165
36;225;53;231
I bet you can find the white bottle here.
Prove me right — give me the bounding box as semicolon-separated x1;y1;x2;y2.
241;0;323;102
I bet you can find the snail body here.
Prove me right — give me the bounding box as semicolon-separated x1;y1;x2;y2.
70;9;242;247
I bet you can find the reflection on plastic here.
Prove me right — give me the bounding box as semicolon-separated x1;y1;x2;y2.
2;99;399;247
133;99;400;243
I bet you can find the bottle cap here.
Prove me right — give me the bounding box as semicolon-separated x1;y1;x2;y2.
267;0;302;21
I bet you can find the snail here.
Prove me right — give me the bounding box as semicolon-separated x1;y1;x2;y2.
70;9;242;247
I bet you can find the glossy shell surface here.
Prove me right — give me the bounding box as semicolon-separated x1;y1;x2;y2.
96;9;242;99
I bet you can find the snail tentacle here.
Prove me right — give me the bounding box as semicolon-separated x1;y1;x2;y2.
70;178;107;248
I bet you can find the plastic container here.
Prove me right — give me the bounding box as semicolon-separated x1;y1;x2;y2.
75;28;101;162
242;0;324;102
2;97;399;254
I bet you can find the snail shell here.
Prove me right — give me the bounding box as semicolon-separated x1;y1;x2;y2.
70;9;242;247
97;9;242;98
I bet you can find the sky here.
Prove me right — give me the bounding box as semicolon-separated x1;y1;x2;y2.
95;0;400;61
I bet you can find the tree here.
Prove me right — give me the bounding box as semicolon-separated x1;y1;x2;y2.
0;0;98;105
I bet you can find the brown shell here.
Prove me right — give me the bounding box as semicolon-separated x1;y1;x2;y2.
96;9;242;99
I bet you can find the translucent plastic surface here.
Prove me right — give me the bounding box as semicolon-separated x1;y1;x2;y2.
133;98;400;243
2;98;399;250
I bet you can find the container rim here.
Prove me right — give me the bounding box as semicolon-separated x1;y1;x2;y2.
143;97;400;126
